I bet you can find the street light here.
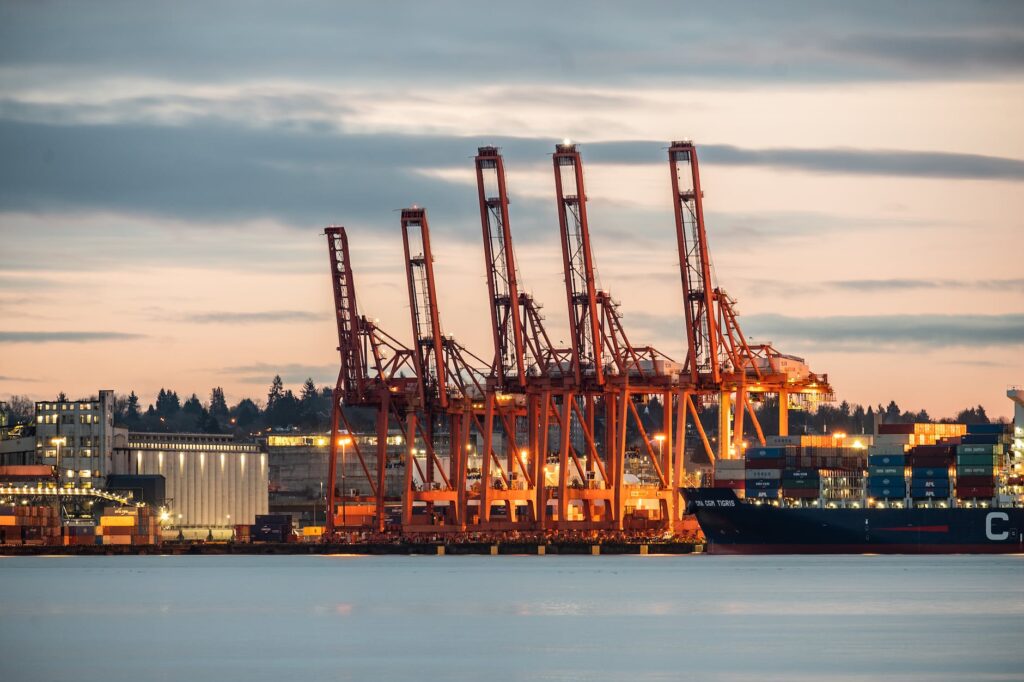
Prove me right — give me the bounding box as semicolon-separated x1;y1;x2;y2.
338;435;353;528
654;433;666;459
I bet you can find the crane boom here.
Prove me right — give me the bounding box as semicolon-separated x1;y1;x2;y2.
401;208;448;411
669;140;721;387
476;147;527;389
553;143;604;387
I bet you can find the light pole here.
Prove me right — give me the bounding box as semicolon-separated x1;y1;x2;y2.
338;435;352;528
50;437;66;524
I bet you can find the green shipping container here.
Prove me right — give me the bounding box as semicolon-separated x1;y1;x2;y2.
869;466;904;476
956;444;1002;455
957;465;995;476
956;454;1000;466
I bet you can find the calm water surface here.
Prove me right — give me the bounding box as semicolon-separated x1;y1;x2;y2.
1;554;1022;681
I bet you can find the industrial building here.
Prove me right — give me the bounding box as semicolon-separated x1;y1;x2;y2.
112;432;268;534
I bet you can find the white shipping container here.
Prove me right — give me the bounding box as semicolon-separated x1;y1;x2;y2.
746;469;782;480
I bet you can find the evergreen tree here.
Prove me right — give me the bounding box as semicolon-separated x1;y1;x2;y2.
267;375;285;410
155;389;181;416
232;398;261;428
209;387;228;418
126;391;141;422
182;393;204;417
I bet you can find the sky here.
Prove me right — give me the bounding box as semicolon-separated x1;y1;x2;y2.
0;1;1022;419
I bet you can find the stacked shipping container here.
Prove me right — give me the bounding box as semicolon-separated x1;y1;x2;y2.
95;506;158;545
745;447;783;500
955;423;1008;499
0;504;61;545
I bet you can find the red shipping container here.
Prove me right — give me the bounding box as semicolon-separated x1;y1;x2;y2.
713;479;745;489
908;456;952;467
912;445;955;456
957;475;995;487
957;486;995;498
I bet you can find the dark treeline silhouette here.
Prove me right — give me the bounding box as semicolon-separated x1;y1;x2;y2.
5;381;999;440
110;376;335;435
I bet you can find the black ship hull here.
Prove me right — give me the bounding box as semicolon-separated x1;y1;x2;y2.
684;488;1024;554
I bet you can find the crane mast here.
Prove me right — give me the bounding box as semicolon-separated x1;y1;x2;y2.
401;208;449;411
476;147;527;389
669;140;722;387
553;143;604;387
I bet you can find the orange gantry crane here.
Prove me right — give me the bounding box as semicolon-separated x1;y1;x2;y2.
323;226;418;534
323;140;832;537
668;141;832;461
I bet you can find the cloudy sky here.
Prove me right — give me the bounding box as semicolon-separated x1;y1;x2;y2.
1;1;1022;418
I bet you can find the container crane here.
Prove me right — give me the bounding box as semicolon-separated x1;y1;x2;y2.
668;141;832;460
324;226;418;534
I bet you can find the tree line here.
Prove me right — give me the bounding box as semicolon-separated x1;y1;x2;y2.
2;380;997;439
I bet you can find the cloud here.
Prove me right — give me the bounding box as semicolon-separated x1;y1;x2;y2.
1;2;1022;85
828;278;1024;292
0;375;42;382
3;118;1023;240
184;310;322;324
738;278;1024;296
583;142;1024;181
219;362;337;386
0;331;145;343
741;313;1024;350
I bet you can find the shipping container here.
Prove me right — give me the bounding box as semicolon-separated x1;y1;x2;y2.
781;487;819;498
961;434;1002;445
956;454;1000;466
869;454;906;466
745;469;782;480
956;444;1002;455
907;456;953;468
956;475;995;487
745;457;785;469
746;447;786;459
965;423;1009;435
869;475;905;487
956;465;995;476
911;467;950;479
868;466;904;476
956;486;996;498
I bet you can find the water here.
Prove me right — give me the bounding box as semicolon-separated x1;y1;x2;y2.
1;554;1022;681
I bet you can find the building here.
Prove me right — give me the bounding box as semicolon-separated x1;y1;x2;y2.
113;432;268;531
0;390;123;486
264;431;406;524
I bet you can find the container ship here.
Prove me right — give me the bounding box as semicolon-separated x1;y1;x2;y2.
684;422;1024;554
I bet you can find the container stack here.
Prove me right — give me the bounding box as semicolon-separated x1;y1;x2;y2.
712;458;746;497
767;435;870;470
955;423;1009;500
867;451;906;500
745;447;783;500
96;506;159;545
781;468;820;499
876;423;967;448
906;444;954;500
820;469;865;502
0;504;61;545
63;524;97;546
251;514;293;542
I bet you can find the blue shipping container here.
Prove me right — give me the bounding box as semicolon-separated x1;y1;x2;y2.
869;475;905;486
869;466;904;476
869;454;906;466
966;423;1008;435
911;467;949;479
961;434;1002;445
868;487;906;499
747;447;786;459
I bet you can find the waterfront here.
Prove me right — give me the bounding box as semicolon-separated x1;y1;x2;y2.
1;555;1022;681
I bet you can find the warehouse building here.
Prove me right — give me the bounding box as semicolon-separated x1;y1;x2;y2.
113;432;268;534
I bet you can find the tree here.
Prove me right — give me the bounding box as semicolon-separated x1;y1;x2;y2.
182;393;204;418
209;387;228;418
155;389;181;417
126;391;141;422
955;405;989;424
4;395;35;425
884;400;901;423
232;398;261;428
267;376;285;411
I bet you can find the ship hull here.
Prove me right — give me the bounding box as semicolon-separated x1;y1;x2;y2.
684;488;1024;555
